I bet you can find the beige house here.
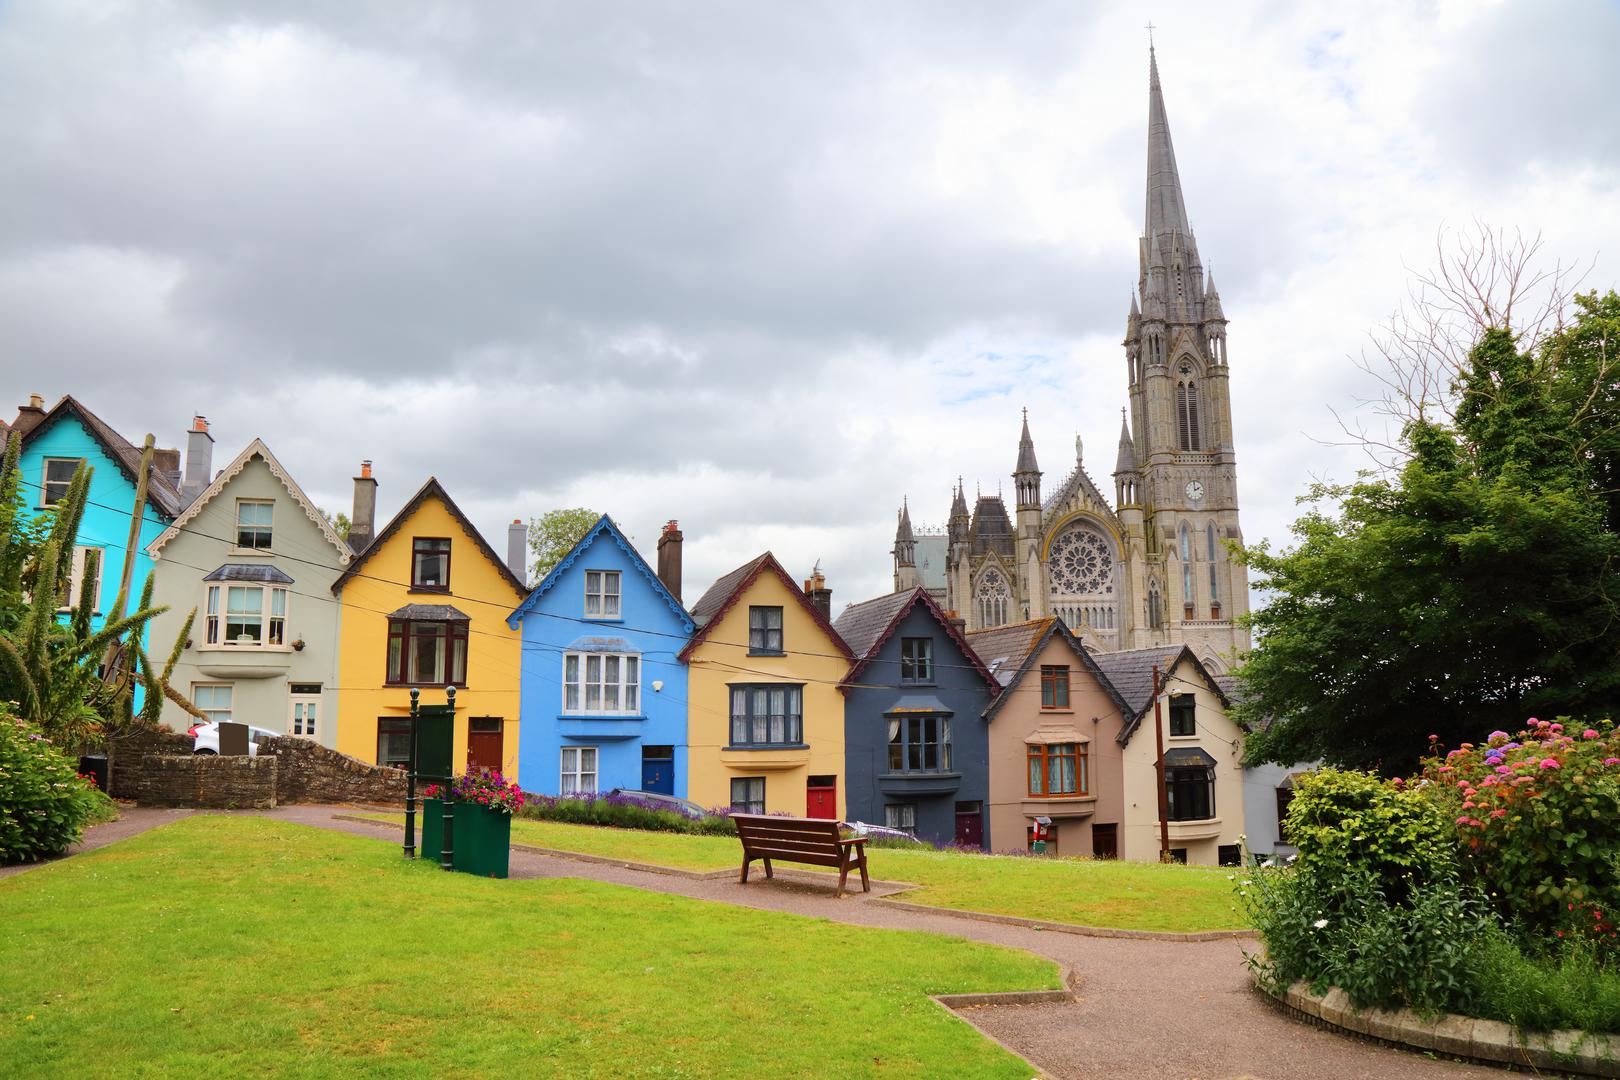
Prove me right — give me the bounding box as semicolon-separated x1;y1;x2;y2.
147;438;351;746
1093;645;1245;866
966;617;1132;857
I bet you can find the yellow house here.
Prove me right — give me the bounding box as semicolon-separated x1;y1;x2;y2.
331;474;527;780
680;555;853;818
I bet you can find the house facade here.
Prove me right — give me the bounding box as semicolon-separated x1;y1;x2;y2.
332;472;527;780
509;516;694;798
146;439;350;745
6;395;184;634
835;587;999;848
967;618;1132;856
1093;644;1245;866
681;556;852;818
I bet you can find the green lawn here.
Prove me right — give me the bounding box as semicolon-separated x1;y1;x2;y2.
0;816;1057;1080
362;813;1248;934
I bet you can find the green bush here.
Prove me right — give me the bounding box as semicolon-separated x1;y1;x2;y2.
1418;720;1620;947
0;711;104;864
1283;767;1455;899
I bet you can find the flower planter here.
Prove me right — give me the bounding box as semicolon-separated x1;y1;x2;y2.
418;797;510;878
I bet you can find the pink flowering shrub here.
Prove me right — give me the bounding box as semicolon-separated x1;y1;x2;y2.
424;771;526;815
1419;720;1620;949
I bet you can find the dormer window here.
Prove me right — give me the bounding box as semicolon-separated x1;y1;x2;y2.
235;500;274;550
412;538;451;591
41;458;82;506
584;571;621;618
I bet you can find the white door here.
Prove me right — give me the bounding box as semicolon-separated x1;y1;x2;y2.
289;683;322;739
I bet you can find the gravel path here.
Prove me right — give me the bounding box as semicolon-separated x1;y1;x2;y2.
262;805;1507;1080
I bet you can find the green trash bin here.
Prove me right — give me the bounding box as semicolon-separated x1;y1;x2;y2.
452;803;512;878
420;798;445;863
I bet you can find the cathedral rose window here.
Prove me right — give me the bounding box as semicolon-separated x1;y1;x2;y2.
1048;526;1114;596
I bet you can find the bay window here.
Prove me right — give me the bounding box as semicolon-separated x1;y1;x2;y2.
387;618;469;686
1027;742;1088;797
1167;766;1215;821
205;584;287;646
728;684;803;746
887;714;952;772
563;652;641;713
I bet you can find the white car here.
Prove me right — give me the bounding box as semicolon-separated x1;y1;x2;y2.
190;721;280;756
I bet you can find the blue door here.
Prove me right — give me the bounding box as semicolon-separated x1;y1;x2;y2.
641;745;674;795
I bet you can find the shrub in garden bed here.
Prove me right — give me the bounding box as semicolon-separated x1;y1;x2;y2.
0;709;107;864
518;791;738;836
1241;719;1620;1034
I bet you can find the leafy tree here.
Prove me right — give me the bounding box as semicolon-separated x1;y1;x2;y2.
1239;327;1620;773
1545;290;1620;531
527;508;599;583
321;508;352;541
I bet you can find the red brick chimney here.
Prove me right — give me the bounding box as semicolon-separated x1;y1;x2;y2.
657;519;683;603
802;565;831;621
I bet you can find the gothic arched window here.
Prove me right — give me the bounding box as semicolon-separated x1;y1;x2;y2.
1176;372;1202;452
1148;579;1163;630
1207;522;1220;604
975;569;1011;628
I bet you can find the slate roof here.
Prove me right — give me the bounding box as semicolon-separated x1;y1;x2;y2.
834;587;999;691
18;396;184;517
387;603;469;622
332;476;526;598
1093;644;1232;745
677;551;852;663
689;553;770;627
962;618;1051;687
203;563;295;584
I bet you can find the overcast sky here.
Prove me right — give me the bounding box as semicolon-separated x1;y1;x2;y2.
3;0;1618;608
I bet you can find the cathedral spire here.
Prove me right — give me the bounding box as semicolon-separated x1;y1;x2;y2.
1145;44;1191;245
1014;408;1041;510
1114;408;1137;475
1015;407;1040;475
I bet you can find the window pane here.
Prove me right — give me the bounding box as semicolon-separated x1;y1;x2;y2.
564;655;579;710
1028;752;1044;795
585;655;601;709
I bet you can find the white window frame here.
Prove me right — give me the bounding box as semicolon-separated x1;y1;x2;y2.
234;499;274;551
562;652;641;714
583;570;621;618
193;683;233;724
289;687;321;739
561;746;599;795
57;545;103;613
40;457;82;507
204;584;289;648
885;803;917;834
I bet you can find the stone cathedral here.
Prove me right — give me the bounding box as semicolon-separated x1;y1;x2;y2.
890;48;1251;671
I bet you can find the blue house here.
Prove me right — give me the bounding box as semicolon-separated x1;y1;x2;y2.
834;587;1001;848
5;395;186;633
508;516;694;798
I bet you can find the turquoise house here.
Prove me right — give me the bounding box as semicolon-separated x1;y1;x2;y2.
5;395;186;638
508;516;694;798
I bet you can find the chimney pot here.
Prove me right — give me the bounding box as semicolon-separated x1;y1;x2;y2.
360;459;373;479
182;415;216;504
28;394;43;409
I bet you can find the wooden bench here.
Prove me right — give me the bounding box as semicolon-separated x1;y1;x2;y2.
732;814;870;898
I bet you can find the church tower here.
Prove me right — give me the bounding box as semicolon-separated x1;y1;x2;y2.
892;498;920;592
1013;410;1044;619
1123;45;1249;656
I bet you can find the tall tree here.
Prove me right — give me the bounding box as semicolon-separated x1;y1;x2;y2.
526;508;599;582
1239;325;1620;774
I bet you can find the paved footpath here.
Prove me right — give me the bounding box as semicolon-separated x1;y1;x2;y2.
261;805;1509;1080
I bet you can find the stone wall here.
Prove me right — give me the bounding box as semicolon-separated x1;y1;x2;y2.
260;736;406;806
104;726;407;808
135;755;278;809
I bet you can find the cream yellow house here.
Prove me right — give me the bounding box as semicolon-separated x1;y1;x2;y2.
679;555;853;818
331;474;527;780
1093;645;1245;865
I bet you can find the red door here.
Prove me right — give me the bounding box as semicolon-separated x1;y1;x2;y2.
466;717;504;775
954;801;984;848
806;775;836;819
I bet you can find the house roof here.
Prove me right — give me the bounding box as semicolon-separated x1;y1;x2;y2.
18;395;184;517
966;617;1132;724
203;563;295;584
506;514;693;633
148;437;351;562
1093;644;1232;745
677;551;853;663
833;587;999;692
330;476;526;598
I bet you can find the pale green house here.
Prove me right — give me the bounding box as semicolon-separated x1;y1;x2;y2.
146;438;351;746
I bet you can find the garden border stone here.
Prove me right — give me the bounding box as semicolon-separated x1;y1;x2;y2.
1269;978;1620;1078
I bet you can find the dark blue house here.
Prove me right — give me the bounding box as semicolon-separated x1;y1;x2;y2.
509;516;694;798
835;587;1000;848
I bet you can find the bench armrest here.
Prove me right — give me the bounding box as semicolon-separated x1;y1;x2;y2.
837;837;867;846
